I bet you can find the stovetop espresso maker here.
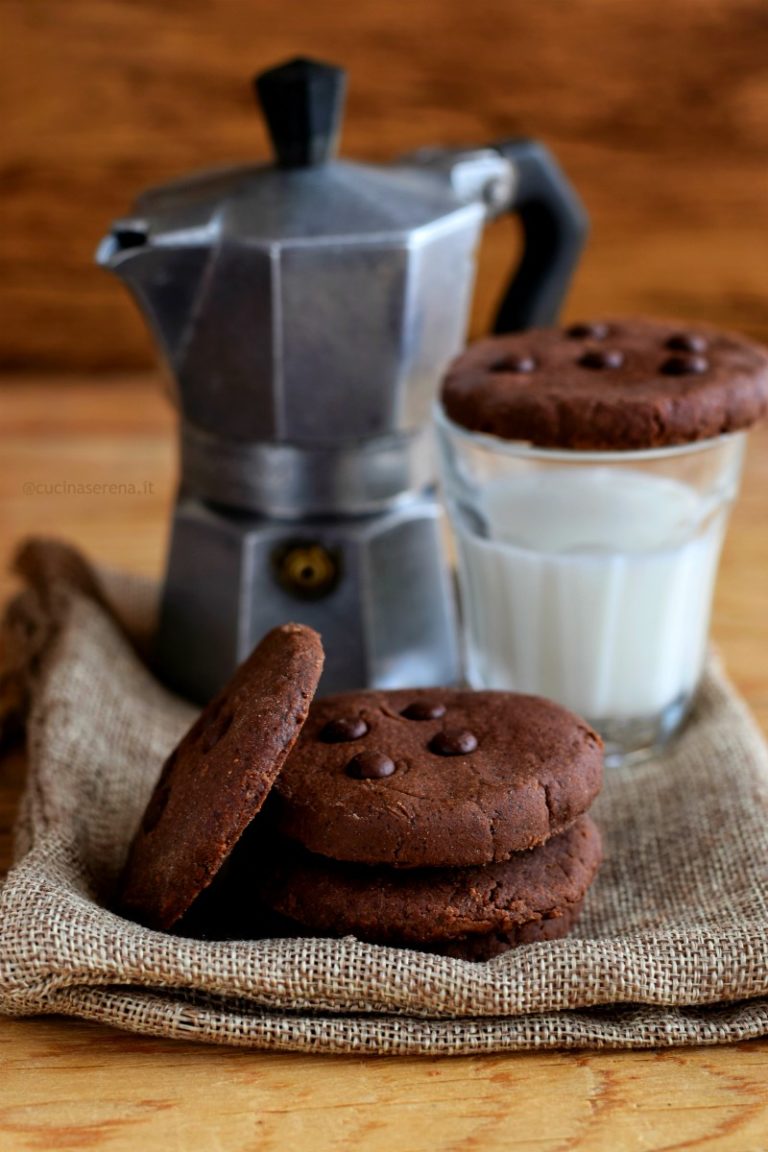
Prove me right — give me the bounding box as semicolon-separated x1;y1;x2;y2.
98;58;587;702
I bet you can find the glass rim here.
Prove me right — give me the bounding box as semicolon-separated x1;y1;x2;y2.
433;402;746;464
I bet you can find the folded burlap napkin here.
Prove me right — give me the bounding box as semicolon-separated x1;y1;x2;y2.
1;539;767;1054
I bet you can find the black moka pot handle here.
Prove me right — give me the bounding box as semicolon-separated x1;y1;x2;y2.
489;138;588;332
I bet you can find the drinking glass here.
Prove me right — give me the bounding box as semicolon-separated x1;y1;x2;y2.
435;404;746;765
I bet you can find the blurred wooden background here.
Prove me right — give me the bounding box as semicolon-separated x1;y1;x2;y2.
3;0;768;374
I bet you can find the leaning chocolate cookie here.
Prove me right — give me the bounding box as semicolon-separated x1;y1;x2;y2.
269;689;603;868
441;316;768;450
252;816;601;948
119;622;324;930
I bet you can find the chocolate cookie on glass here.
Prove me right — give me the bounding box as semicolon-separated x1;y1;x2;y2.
441;316;768;451
269;689;603;868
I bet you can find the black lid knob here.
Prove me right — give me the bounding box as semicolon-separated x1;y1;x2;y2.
254;57;346;169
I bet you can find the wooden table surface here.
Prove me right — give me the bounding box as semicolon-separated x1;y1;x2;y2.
1;377;768;1150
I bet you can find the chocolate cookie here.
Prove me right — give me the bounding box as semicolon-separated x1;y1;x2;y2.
119;622;324;930
269;689;603;868
190;899;585;960
251;816;601;946
441;316;768;450
426;901;586;961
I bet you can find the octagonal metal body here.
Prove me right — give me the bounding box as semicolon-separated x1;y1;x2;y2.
99;161;484;452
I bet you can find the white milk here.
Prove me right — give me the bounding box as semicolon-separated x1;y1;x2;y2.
455;468;727;721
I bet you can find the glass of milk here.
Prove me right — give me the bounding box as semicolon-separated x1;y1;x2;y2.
435;405;746;765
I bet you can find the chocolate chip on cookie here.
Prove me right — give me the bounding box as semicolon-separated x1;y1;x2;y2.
428;729;478;756
665;332;708;354
320;716;369;742
346;750;397;779
566;321;612;340
401;700;447;721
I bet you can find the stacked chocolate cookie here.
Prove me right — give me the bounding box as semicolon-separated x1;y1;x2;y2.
254;688;603;959
120;625;604;960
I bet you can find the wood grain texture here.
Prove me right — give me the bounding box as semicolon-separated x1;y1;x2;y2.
1;377;768;1151
3;0;768;371
0;1016;767;1151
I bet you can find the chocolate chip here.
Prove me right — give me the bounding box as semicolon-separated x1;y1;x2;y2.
401;701;447;721
429;729;479;756
666;333;708;353
491;355;537;374
660;354;709;376
578;349;625;370
320;716;369;743
566;322;611;340
346;750;396;779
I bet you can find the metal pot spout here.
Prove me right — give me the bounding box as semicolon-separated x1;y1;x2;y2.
96;220;209;373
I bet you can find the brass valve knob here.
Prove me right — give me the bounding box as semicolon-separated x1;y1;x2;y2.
272;542;340;599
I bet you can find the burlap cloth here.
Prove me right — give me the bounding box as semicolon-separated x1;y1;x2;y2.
0;539;767;1055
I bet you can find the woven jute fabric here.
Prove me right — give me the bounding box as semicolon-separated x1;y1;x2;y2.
1;539;767;1054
